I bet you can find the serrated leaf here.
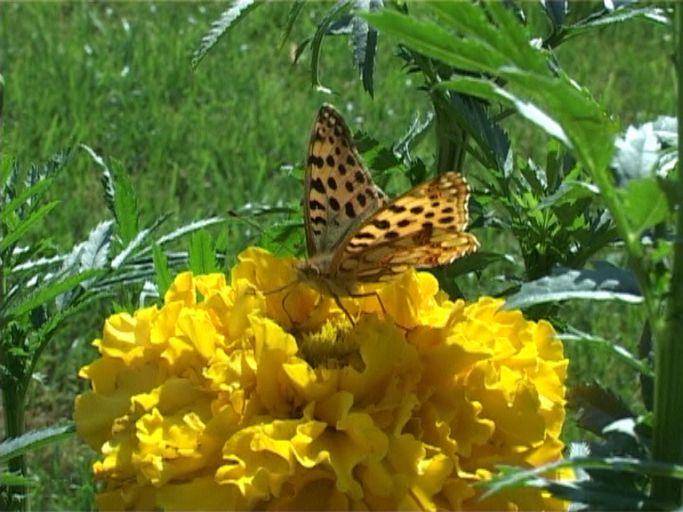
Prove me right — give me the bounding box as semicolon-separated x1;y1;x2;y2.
503;263;642;310
0;201;60;253
152;243;173;297
571;5;669;34
111;214;170;269
538;180;599;209
561;328;653;377
191;0;260;68
619;177;669;234
63;220;114;274
188;230;218;275
4;269;100;321
0;178;54;226
108;162;139;245
154;217;226;248
0;423;74;463
443;77;571;147
568;383;635;436
364;3;617;178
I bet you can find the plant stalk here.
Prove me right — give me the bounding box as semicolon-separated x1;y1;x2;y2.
651;3;683;505
1;376;28;511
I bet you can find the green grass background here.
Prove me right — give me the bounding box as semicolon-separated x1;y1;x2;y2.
0;2;672;509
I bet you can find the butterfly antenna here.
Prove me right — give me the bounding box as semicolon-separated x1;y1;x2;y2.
227;205;299;258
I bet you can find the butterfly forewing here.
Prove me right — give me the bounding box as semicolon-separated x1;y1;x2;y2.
330;172;480;283
305;104;386;256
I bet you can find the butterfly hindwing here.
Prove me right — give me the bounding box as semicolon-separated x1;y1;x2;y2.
331;172;479;282
304;104;386;256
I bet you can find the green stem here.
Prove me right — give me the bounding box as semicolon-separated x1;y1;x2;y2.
1;376;28;512
651;4;683;505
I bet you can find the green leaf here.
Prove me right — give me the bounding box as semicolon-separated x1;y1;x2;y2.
569;5;669;35
191;0;260;68
258;219;304;257
442;77;571;147
0;200;60;253
568;382;636;436
311;0;352;92
152;243;173;297
154;217;227;248
503;263;642;310
561;328;654;378
481;456;681;508
619;177;669;234
538;180;599;209
0;472;37;487
109;161;140;245
188;230;219;275
363;3;618;176
0;177;54;226
280;0;307;47
111;214;171;270
0;423;74;463
4;269;101;321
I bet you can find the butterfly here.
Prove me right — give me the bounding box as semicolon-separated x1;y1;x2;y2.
295;104;479;313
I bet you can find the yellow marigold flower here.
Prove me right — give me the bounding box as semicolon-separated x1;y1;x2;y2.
75;247;568;510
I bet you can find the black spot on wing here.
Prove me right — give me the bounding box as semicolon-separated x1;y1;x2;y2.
308;155;324;168
311;178;325;193
309;200;325;211
345;202;356;218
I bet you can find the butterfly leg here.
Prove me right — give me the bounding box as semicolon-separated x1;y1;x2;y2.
347;290;388;319
280;287;297;328
331;293;356;326
347;289;411;332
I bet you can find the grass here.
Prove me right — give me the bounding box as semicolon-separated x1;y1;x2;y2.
0;3;673;509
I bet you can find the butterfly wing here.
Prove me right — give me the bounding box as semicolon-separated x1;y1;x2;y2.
330;172;479;283
304;104;387;257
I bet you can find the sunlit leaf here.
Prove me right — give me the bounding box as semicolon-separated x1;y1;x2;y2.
619;177;669;234
0;423;74;463
191;0;260;68
152;243;173;297
503;262;642;310
188;230;218;274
